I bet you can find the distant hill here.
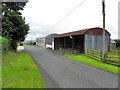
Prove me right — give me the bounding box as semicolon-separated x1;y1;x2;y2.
24;40;36;43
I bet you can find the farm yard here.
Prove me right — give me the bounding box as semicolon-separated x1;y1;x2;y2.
1;35;119;88
51;27;119;74
36;27;119;74
1;0;119;88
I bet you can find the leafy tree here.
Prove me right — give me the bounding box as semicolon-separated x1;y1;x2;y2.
2;2;29;50
114;39;120;48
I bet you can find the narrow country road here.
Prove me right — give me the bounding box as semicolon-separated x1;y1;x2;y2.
24;46;118;88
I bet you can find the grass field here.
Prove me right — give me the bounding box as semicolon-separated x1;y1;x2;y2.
2;51;45;88
64;54;119;75
0;37;9;88
23;42;33;46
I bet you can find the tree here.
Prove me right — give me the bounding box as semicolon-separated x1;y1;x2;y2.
2;2;29;50
114;39;120;48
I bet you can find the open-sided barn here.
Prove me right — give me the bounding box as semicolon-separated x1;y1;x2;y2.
54;27;111;53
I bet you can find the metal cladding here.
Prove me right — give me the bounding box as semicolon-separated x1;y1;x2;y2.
55;27;110;38
45;33;58;44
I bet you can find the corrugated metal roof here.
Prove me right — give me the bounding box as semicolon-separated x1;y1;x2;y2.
45;33;58;44
55;27;111;38
46;34;58;38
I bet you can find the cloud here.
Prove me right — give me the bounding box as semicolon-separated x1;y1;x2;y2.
25;33;44;41
22;0;119;40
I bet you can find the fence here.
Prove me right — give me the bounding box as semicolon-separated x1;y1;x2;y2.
85;48;119;66
85;48;102;61
106;51;119;66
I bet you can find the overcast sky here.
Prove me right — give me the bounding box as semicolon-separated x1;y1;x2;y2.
21;0;119;40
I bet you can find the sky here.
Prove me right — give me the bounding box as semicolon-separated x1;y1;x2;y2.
21;0;119;41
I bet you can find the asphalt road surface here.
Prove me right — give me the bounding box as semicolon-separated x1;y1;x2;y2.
24;46;118;88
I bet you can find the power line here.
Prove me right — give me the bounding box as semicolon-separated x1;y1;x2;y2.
47;0;86;34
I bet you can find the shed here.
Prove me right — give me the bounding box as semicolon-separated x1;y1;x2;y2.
110;39;116;50
54;27;111;53
45;33;58;49
36;37;45;47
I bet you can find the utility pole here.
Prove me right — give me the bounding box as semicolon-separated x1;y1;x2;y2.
102;0;105;62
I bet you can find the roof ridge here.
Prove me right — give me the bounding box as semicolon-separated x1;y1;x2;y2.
55;27;110;38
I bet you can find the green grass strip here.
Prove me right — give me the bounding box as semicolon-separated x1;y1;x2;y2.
64;54;119;75
2;51;45;88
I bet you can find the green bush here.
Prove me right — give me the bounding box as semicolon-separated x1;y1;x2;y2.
0;37;9;51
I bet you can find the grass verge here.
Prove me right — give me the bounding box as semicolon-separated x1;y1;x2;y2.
64;54;119;75
2;51;45;88
23;42;33;46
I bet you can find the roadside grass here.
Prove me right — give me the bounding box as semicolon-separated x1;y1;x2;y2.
23;42;33;46
2;51;45;88
64;54;119;75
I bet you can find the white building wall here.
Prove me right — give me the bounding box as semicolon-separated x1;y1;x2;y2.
36;37;45;47
52;41;54;50
46;44;52;48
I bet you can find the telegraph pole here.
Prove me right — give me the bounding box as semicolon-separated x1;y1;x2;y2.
102;0;105;62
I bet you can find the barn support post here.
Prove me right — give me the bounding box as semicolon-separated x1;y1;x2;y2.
58;38;60;50
83;35;85;53
72;36;74;51
64;37;66;50
54;38;58;50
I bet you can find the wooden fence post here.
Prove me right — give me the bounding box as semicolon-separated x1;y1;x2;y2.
100;51;102;62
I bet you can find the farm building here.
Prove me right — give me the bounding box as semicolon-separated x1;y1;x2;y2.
110;39;116;50
54;27;111;53
45;33;58;49
36;37;45;47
